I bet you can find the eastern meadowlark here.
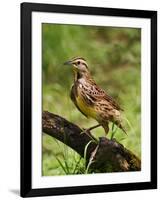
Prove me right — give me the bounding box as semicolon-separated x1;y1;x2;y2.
64;57;127;136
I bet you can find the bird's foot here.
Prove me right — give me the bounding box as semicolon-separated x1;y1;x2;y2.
81;124;101;135
80;128;97;142
80;128;91;135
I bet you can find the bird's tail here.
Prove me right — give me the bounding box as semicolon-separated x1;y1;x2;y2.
119;124;128;135
115;120;128;135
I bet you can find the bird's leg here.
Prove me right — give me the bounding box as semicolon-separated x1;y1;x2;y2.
81;124;101;135
80;124;101;142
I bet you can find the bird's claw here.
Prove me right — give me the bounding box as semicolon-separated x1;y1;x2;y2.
80;128;90;135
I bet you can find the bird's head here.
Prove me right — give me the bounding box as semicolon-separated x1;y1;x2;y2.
64;57;89;75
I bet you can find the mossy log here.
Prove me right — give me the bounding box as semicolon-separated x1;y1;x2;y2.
42;111;141;172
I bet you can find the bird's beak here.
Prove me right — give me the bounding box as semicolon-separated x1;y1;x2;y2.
64;60;72;65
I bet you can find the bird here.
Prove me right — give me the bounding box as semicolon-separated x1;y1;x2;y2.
64;56;127;136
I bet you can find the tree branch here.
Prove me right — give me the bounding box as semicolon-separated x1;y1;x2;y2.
42;111;141;172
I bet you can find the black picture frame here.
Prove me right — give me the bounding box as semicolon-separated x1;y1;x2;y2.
21;2;157;197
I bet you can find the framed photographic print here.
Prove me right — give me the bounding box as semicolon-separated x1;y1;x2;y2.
21;2;157;197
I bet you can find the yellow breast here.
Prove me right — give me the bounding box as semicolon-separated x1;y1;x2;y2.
76;95;97;119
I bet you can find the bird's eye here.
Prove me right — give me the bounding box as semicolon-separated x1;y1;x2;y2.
77;61;80;65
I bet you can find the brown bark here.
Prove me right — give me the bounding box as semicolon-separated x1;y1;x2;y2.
42;111;141;172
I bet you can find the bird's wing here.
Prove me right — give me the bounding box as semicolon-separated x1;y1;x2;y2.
88;80;123;111
70;84;88;118
103;92;123;111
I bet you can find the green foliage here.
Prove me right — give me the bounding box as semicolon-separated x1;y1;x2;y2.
42;24;141;176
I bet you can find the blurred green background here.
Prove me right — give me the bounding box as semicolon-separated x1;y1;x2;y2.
42;24;141;176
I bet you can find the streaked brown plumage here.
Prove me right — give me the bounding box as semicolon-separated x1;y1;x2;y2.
64;57;127;135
